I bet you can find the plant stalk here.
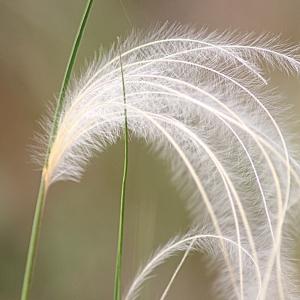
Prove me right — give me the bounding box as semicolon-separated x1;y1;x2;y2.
114;44;129;300
20;1;94;299
46;0;94;160
21;174;46;300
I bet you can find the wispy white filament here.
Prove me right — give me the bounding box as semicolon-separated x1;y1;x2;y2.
124;231;262;300
35;24;300;300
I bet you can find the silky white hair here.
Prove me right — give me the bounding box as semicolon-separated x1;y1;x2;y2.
35;24;300;300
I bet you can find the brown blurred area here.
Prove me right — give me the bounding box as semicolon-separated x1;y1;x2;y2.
0;1;299;299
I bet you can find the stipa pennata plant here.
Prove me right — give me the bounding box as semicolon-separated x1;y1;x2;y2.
21;4;300;300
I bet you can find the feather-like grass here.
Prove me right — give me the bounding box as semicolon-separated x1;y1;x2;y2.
34;24;300;299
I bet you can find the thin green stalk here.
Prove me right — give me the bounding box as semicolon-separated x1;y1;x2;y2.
21;175;46;300
114;42;129;300
46;0;94;161
20;1;94;299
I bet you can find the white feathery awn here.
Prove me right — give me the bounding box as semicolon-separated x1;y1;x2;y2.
34;24;300;300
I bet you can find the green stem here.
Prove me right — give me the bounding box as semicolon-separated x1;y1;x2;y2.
45;0;94;162
20;1;94;299
114;44;129;300
21;176;46;300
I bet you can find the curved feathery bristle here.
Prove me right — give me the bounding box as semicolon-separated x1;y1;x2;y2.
124;228;261;300
34;24;300;299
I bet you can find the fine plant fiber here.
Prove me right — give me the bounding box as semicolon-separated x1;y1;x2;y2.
33;23;300;299
114;38;130;300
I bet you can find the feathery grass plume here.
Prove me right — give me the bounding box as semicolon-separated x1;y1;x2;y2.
35;23;300;299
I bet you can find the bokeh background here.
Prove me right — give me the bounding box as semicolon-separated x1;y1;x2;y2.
1;0;300;299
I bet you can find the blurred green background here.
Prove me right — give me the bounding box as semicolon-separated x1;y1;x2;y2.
0;1;300;299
